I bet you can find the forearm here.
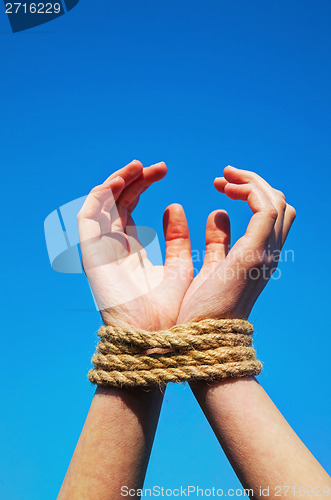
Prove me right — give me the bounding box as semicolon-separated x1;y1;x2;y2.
191;377;330;498
58;386;164;500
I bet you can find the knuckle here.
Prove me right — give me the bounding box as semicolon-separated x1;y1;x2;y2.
276;189;286;200
246;170;258;181
278;198;287;212
250;185;260;196
267;206;278;220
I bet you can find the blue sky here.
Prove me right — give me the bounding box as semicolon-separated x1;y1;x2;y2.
0;1;330;498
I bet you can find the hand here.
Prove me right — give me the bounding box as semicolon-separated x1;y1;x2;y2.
78;160;193;330
177;166;296;323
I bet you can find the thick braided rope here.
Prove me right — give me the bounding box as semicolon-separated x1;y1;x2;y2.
88;319;262;388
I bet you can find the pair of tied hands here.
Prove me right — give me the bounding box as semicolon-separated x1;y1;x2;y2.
77;160;296;331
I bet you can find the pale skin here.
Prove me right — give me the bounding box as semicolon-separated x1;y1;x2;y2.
58;161;330;499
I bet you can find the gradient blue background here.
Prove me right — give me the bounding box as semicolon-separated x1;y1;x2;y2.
0;1;330;498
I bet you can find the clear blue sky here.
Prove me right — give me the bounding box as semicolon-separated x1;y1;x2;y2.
0;1;330;498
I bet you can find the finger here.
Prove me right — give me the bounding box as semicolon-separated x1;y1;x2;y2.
281;204;296;248
223;165;287;210
117;162;167;210
223;166;287;243
214;176;228;193
224;182;278;248
163;204;193;274
203;210;231;267
97;160;143;234
101;159;143;187
81;176;126;218
82;159;142;231
77;176;125;239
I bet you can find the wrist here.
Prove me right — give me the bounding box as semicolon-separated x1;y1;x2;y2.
101;309;176;332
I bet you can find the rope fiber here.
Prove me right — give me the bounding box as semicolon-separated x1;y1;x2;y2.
88;319;262;388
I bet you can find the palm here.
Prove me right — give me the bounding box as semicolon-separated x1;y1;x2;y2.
178;242;255;323
78;161;193;331
84;230;191;330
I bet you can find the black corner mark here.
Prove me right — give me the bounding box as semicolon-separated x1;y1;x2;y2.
3;0;80;33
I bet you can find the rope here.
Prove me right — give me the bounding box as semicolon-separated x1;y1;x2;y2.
88;319;262;388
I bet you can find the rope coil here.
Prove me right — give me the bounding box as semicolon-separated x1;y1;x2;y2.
88;319;262;388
